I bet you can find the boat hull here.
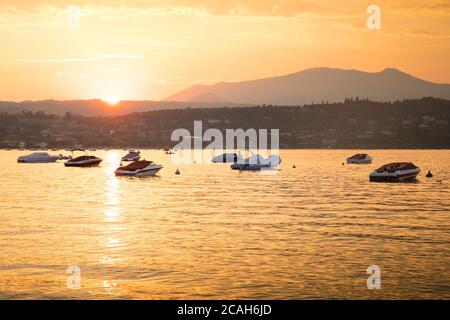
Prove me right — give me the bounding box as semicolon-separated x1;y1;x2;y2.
347;159;372;164
17;157;59;163
64;159;102;167
115;165;163;177
369;169;420;182
231;164;269;171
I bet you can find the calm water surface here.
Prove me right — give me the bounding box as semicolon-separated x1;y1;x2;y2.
0;149;449;299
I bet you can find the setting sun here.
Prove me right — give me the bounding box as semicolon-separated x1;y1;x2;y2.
104;97;120;105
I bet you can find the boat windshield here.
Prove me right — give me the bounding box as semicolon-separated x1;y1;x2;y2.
376;162;417;173
71;155;97;161
350;154;368;159
120;160;152;170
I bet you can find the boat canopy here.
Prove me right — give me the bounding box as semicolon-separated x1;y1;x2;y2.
375;162;418;173
69;155;98;161
349;154;368;159
120;160;153;171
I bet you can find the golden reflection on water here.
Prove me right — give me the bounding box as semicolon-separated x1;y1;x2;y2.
101;152;124;278
0;149;449;299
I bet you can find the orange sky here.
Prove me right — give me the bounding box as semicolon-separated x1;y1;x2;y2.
0;0;449;101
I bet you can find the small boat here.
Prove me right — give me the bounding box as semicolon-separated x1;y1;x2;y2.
231;154;282;171
64;149;102;167
369;162;421;182
58;154;72;160
211;153;242;163
115;160;163;177
165;149;176;155
121;150;141;162
17;152;60;163
346;153;372;164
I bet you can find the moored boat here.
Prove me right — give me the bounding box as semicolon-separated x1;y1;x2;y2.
115;160;163;177
121;150;141;162
17;152;60;163
64;149;103;167
212;153;242;163
231;154;282;171
346;153;372;164
369;162;420;182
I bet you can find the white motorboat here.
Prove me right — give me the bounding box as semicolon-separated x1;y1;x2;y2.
211;153;242;163
121;150;141;162
115;160;163;177
64;149;103;167
17;152;60;163
347;153;372;164
231;154;282;171
369;162;420;182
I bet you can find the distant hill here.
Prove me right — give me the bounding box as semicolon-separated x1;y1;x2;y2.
1;97;449;149
165;67;450;105
2;67;450;116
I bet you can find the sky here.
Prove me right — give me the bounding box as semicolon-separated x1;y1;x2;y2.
0;0;449;101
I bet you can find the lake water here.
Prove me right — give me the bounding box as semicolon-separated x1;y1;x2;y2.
0;149;449;299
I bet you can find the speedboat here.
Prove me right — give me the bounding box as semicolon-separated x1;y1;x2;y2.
17;152;60;163
347;153;372;164
369;162;420;182
121;150;141;162
64;149;103;167
115;160;163;177
211;153;242;163
231;154;282;171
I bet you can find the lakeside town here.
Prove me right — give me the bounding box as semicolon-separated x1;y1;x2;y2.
1;97;449;150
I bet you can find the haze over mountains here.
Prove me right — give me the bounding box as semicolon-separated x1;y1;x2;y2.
166;67;450;105
1;67;449;116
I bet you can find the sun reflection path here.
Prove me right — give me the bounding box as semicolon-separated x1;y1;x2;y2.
103;151;122;223
100;150;125;293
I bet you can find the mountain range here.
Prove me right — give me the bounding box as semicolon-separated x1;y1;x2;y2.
165;67;450;105
1;67;449;116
